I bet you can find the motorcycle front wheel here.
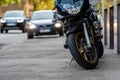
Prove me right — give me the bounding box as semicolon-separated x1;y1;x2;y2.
68;32;98;69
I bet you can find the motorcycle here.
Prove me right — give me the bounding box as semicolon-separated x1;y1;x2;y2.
54;0;103;69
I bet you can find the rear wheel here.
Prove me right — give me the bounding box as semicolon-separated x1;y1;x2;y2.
5;30;8;33
27;31;34;39
68;32;98;69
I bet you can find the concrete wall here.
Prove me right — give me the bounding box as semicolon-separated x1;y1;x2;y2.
103;0;119;53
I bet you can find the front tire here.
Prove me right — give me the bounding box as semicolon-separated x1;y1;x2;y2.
96;41;104;58
68;32;98;69
59;32;63;36
5;30;8;33
22;29;26;33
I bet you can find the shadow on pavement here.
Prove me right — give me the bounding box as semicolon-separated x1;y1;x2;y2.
0;43;7;50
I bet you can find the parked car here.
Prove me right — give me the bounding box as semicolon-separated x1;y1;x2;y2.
0;10;27;33
26;10;63;39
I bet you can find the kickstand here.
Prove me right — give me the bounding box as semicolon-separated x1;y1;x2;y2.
69;57;74;65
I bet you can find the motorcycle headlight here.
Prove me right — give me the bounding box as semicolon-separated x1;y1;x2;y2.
0;19;6;23
54;23;62;28
17;19;24;23
61;0;84;14
29;24;37;29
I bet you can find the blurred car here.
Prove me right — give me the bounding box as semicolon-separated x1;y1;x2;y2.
0;10;27;33
26;10;63;39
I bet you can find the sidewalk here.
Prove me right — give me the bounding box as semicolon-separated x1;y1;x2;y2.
100;44;118;62
97;45;120;80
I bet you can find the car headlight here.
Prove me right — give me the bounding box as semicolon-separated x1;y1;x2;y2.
17;19;24;23
0;19;6;23
29;24;37;29
54;23;62;28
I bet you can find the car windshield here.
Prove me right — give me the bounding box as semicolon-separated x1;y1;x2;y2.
3;11;24;18
31;12;54;20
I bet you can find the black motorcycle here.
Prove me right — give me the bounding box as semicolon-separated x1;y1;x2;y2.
54;0;103;69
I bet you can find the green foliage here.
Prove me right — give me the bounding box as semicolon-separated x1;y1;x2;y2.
16;0;21;5
0;0;21;5
0;0;6;5
5;0;15;4
28;0;54;10
96;0;115;12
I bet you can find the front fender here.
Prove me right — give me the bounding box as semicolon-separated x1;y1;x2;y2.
66;26;82;36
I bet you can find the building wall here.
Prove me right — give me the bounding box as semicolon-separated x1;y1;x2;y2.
103;0;118;52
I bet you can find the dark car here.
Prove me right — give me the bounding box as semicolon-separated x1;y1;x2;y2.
0;10;27;33
26;10;63;39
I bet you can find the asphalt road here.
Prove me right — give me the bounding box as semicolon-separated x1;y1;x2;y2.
0;31;120;80
0;30;27;50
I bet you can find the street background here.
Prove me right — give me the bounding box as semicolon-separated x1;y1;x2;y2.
0;0;120;80
0;31;120;80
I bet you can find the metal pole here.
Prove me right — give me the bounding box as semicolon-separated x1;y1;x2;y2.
104;9;108;45
109;7;114;49
117;4;120;54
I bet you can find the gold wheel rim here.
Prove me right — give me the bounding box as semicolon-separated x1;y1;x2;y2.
75;32;97;63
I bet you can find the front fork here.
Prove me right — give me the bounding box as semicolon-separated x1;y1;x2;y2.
83;23;92;48
64;22;92;49
64;21;94;49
